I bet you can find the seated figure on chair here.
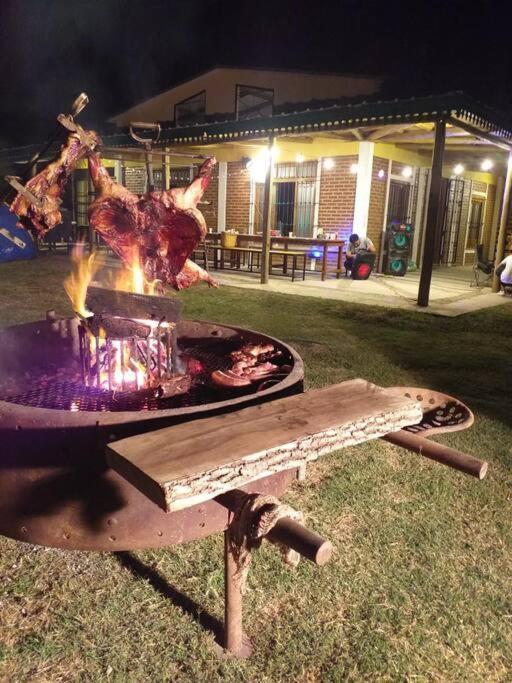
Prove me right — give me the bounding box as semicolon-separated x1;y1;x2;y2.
496;249;512;295
345;233;376;275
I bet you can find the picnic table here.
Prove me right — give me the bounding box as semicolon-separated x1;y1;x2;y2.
205;233;345;280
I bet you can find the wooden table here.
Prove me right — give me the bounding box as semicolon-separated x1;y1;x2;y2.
206;233;345;280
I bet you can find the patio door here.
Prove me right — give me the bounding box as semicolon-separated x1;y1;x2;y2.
386;180;411;223
466;197;484;251
274;182;296;235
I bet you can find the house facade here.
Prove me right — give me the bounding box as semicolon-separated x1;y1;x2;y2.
104;71;509;270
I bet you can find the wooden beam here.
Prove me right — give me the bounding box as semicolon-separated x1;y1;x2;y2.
418;120;446;307
352;129;365;141
448;116;512;152
492;152;512;292
106;379;422;512
367;124;418;141
260;135;274;284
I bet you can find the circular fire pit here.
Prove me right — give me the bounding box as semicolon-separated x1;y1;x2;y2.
0;317;303;550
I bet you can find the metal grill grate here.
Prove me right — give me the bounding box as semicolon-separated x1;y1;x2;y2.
0;336;294;412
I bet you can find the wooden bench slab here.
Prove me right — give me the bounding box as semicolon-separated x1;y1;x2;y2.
106;379;422;512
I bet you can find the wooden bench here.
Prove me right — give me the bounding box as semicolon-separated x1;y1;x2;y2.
210;245;307;281
106;379;421;512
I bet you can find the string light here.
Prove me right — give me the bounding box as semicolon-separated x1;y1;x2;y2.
349;163;358;174
296;153;305;163
378;168;385;179
401;166;412;178
481;159;493;171
323;158;335;170
453;163;464;175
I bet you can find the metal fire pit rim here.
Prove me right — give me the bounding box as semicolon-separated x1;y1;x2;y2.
0;317;304;428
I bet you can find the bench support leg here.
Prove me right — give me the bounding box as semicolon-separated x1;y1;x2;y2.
223;529;252;658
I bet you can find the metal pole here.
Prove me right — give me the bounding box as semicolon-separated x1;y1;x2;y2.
224;530;247;657
418;120;446;307
260;135;275;285
492;152;512;292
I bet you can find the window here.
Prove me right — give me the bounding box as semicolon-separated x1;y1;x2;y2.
236;85;273;120
174;91;206;127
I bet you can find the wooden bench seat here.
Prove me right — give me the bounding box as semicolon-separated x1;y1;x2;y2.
106;379;421;512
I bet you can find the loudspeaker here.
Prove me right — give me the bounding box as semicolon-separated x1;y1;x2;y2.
351;252;376;280
384;222;414;276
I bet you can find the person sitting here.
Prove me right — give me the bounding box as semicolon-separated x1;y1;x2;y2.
345;233;376;274
496;250;512;294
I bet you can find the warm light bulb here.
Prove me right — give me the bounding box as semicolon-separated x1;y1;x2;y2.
453;163;464;175
323;158;335;170
481;159;493;171
378;168;385;179
349;163;359;174
296;153;305;163
401;166;413;178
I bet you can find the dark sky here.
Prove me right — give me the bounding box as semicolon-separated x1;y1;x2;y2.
1;0;511;147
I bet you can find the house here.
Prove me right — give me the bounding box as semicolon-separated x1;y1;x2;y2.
2;70;512;307
105;76;511;280
109;66;383;127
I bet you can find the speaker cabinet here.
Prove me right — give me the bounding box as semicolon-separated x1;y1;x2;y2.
384;222;414;276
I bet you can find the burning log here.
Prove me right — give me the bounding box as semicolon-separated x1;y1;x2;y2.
87;314;152;339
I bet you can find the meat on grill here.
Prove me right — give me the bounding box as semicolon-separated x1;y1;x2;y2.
211;343;281;387
10;130;100;234
88;153;218;290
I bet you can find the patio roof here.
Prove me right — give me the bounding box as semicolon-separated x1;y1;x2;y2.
103;91;512;150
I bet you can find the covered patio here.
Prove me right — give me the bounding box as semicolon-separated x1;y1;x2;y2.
210;264;512;316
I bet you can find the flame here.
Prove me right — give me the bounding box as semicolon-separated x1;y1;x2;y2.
64;244;102;317
66;245;167;393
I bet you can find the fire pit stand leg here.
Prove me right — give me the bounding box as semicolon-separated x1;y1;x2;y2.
223;529;252;658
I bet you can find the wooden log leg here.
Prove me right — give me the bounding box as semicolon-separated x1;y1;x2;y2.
336;246;342;279
321;246;328;280
223;529;252;658
292;255;296;282
302;254;306;280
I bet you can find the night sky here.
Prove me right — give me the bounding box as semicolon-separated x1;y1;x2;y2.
1;0;511;147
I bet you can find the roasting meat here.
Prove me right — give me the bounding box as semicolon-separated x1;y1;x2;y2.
88;153;218;290
211;343;281;388
10;129;100;234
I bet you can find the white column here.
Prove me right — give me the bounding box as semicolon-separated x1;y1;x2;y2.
352;141;375;236
217;161;227;232
312;158;322;238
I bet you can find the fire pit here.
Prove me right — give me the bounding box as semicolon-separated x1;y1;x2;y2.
0;312;303;550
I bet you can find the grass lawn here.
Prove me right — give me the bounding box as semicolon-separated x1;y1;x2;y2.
0;253;511;682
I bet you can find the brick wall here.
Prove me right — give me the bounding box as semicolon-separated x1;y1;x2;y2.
367;157;388;256
225;161;251;232
317;155;357;243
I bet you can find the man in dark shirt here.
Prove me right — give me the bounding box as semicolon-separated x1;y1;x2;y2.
345;233;376;273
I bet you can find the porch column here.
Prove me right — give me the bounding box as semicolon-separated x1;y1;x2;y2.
492;152;512;292
260;135;275;285
352;141;374;236
417;120;446;307
217;161;227;232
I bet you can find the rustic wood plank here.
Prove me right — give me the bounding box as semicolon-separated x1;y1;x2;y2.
106;379;422;512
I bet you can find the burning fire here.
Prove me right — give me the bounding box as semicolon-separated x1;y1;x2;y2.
65;245;172;393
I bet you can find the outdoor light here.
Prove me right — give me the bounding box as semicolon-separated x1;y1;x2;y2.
296;153;305;163
323;158;335;170
401;166;413;178
481;159;493;171
247;147;276;183
378;168;385;179
349;163;359;174
453;163;464;175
